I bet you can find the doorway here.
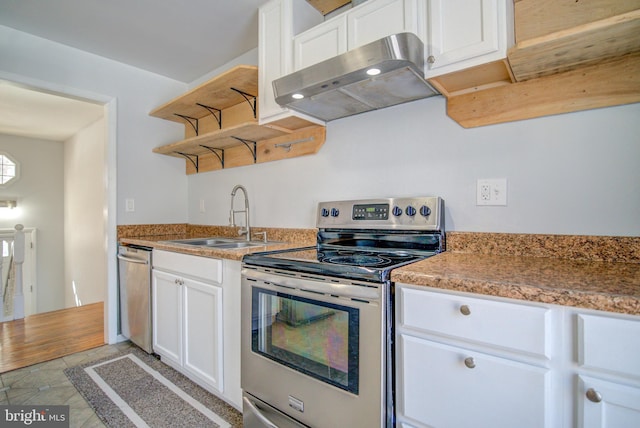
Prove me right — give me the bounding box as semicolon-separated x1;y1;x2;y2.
0;78;117;345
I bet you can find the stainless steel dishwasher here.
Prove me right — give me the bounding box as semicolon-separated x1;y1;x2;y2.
117;244;153;353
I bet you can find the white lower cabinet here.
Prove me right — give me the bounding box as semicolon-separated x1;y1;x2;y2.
152;269;183;367
575;311;640;428
396;284;640;428
396;284;557;428
152;250;241;409
399;335;551;428
579;375;640;428
182;276;223;392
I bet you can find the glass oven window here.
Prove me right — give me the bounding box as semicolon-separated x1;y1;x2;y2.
251;287;359;394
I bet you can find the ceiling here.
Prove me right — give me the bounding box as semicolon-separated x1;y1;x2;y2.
0;0;271;83
0;0;273;141
0;82;105;142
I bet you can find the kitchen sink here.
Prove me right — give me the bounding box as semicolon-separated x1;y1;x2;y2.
163;237;275;249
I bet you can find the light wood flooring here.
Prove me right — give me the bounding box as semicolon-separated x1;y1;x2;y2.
0;302;105;373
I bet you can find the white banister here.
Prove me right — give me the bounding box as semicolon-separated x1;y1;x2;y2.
13;224;25;320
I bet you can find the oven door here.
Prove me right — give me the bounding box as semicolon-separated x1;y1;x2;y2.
241;267;387;428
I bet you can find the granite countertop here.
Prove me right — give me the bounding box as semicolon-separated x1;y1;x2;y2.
392;250;640;316
120;226;640;316
119;235;306;261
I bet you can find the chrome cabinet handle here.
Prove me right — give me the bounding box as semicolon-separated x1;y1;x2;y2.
427;55;435;64
586;388;602;403
460;305;471;316
464;357;476;369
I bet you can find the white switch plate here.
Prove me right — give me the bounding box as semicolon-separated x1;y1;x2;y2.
476;179;507;206
125;198;135;212
199;198;205;213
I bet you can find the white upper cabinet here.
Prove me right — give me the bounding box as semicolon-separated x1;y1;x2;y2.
293;0;419;72
347;0;419;49
294;15;347;70
258;0;323;124
424;0;514;77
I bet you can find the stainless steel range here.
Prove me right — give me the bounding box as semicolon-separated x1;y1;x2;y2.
241;197;445;428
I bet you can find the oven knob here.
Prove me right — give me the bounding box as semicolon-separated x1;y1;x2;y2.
406;206;416;217
331;208;340;217
392;206;402;217
420;205;432;217
321;208;330;217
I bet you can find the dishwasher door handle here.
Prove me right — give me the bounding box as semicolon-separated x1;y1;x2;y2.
117;254;149;265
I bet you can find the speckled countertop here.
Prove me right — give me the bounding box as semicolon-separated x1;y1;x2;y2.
392;232;640;316
119;225;640;316
118;224;316;261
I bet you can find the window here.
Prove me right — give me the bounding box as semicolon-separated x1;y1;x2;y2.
0;152;18;187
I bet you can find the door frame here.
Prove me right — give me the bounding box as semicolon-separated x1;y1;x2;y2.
0;70;118;344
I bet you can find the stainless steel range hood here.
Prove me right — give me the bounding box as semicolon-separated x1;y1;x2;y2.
273;32;439;122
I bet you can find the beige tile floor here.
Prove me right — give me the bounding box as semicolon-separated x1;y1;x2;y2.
0;341;134;428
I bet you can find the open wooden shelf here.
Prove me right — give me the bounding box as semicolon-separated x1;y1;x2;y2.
150;65;325;174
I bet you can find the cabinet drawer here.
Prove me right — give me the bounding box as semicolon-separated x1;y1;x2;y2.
577;313;640;378
398;286;551;358
153;250;222;283
398;334;552;428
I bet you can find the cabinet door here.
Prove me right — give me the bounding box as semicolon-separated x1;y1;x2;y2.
152;270;182;366
579;375;640;428
347;0;419;49
183;277;224;394
397;334;552;428
426;0;501;73
294;16;347;71
258;0;292;122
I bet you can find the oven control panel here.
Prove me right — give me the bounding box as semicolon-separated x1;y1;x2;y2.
317;197;443;230
353;203;389;220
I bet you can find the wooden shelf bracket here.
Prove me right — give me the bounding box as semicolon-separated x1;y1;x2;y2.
175;151;199;172
231;136;257;163
200;145;225;169
230;87;257;118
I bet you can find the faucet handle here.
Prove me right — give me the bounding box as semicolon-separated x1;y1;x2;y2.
253;231;267;243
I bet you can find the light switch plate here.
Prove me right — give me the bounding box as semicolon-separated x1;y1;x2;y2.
476;179;507;206
125;198;135;212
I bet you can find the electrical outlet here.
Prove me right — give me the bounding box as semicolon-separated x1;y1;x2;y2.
125;198;135;212
476;179;507;206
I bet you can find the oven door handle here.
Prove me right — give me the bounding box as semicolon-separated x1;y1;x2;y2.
243;396;278;428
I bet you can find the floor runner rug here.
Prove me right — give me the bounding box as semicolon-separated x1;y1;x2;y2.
65;347;242;427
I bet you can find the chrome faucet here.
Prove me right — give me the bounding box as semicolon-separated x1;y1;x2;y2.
229;185;250;241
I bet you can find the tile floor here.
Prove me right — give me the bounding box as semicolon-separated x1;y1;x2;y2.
0;341;134;428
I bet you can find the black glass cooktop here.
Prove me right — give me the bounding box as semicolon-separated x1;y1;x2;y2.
243;245;436;283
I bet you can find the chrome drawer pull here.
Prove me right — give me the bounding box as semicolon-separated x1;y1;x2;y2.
586;388;602;403
464;357;476;369
460;305;471;316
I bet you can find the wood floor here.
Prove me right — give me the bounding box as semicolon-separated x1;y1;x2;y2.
0;302;105;373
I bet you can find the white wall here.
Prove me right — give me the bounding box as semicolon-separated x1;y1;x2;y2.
187;97;640;237
0;24;189;225
64;118;106;307
0;134;65;312
0;24;189;342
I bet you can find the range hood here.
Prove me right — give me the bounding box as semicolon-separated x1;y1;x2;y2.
273;32;439;122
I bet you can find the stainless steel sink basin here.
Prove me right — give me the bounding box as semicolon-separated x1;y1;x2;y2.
162;237;274;249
